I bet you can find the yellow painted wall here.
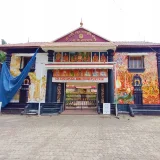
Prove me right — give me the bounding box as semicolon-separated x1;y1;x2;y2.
10;54;47;102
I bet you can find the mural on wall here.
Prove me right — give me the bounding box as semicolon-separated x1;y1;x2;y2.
10;54;47;102
52;69;108;82
114;52;159;104
10;55;21;101
70;52;91;62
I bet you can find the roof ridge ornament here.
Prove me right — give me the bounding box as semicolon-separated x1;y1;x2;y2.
80;18;83;27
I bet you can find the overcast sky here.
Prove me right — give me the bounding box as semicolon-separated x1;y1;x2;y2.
0;0;160;44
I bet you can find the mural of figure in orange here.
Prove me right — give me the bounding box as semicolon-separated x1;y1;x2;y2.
63;53;69;62
78;53;82;62
92;53;99;62
100;53;107;62
55;52;61;62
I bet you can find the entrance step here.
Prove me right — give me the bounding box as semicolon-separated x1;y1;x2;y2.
61;109;98;115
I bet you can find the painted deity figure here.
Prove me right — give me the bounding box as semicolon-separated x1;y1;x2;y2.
92;70;99;77
87;54;91;62
100;53;107;62
78;53;82;62
55;52;61;62
55;70;60;76
85;70;91;76
100;70;107;76
62;70;68;76
63;53;69;62
92;53;99;62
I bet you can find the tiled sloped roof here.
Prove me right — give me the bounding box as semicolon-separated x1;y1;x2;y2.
0;42;116;49
113;41;160;47
0;41;160;50
0;42;47;48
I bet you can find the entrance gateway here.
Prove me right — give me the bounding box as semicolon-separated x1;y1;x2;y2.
65;82;98;110
43;25;116;114
44;50;116;113
44;51;115;113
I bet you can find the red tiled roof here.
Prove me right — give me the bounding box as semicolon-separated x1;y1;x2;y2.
0;41;160;50
114;41;160;47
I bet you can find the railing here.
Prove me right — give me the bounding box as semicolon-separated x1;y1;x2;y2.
65;100;96;110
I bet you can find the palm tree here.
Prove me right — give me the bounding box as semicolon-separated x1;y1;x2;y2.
0;39;7;63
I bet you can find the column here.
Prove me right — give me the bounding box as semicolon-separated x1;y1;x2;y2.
5;51;12;69
51;81;57;102
104;83;108;103
45;50;54;102
108;49;115;103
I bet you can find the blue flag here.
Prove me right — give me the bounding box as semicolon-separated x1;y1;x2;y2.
0;48;39;107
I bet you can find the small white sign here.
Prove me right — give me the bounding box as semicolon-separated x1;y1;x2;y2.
103;103;110;114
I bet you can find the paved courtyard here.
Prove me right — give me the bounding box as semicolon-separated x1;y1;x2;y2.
0;114;160;160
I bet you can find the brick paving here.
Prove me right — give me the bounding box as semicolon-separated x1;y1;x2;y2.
0;114;160;160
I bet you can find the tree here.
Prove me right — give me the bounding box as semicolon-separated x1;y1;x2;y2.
0;39;6;63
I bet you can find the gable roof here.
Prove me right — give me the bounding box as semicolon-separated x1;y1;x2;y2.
53;26;110;42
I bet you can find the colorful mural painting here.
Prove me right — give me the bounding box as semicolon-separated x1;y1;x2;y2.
114;52;159;104
53;69;108;82
100;52;107;62
10;55;47;102
54;52;108;62
53;69;107;77
70;52;91;62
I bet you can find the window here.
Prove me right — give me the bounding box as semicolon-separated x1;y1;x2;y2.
128;56;145;72
20;56;36;72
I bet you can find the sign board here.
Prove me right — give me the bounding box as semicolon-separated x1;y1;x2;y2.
52;77;108;83
103;103;110;114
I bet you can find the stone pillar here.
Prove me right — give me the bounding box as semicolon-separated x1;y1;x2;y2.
48;50;54;62
51;81;57;102
104;83;108;103
5;51;12;70
45;50;54;102
108;49;115;103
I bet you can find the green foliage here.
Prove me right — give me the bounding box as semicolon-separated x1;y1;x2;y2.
0;52;6;63
0;39;7;63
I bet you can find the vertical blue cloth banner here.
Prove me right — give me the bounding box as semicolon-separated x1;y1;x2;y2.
0;48;39;108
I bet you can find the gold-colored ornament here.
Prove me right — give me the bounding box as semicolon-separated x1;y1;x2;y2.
79;34;83;39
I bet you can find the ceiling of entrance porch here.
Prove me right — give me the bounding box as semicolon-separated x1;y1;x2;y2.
41;42;116;52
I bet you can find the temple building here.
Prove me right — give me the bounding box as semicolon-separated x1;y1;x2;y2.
0;23;160;115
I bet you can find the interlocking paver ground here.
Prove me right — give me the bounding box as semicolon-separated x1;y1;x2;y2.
0;114;160;160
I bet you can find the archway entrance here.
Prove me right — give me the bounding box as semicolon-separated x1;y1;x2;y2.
65;82;98;110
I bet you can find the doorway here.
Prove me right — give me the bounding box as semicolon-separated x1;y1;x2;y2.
65;82;98;110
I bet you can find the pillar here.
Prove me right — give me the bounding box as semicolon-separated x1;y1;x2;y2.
45;50;54;102
51;81;57;102
5;51;12;69
104;83;108;103
108;49;115;103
